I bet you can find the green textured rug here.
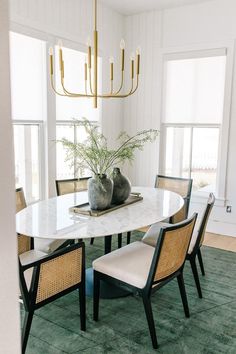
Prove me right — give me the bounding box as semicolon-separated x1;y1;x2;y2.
21;232;236;354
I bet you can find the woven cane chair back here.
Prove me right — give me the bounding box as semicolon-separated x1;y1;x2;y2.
56;178;90;196
153;215;196;282
16;188;31;255
155;175;192;223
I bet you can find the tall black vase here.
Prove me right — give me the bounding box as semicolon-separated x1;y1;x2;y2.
88;174;113;210
111;167;131;205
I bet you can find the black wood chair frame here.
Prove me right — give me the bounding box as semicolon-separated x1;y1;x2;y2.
186;193;215;298
93;214;197;349
19;242;86;354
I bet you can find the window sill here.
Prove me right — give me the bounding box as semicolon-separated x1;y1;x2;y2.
191;192;226;207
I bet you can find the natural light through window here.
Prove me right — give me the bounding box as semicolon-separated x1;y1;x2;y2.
162;51;226;193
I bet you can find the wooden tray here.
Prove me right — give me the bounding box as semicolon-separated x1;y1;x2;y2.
69;192;143;217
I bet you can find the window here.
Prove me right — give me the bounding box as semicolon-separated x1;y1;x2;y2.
161;50;226;194
10;32;46;202
13;124;41;203
56;44;101;179
56;123;91;179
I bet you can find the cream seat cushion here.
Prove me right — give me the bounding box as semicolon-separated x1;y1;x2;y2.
34;238;66;254
187;229;198;254
142;222;170;247
93;241;155;289
19;250;47;290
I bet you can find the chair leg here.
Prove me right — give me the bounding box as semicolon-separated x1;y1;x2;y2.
79;282;86;331
90;238;95;245
127;231;131;244
118;233;122;248
104;235;112;254
177;273;190;318
197;249;205;276
190;257;203;298
22;310;34;354
142;294;158;349
93;271;100;321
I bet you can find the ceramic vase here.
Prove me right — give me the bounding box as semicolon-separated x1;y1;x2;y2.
88;174;113;210
111;167;131;205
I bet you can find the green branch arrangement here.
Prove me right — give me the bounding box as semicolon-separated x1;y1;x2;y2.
58;118;159;178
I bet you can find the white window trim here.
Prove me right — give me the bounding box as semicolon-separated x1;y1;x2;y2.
159;40;235;204
12;120;45;203
10;23;103;198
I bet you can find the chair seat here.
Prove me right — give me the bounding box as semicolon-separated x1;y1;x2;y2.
142;222;170;247
188;229;198;254
34;238;66;254
19;250;47;289
93;241;155;289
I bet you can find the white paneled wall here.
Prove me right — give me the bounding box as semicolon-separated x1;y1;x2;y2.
10;0;124;146
124;12;162;186
123;0;236;236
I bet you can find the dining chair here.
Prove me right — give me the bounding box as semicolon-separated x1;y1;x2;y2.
16;187;73;254
55;177;96;245
142;193;215;298
126;174;193;243
186;193;215;298
55;177;90;196
19;241;86;354
155;174;193;224
93;214;197;349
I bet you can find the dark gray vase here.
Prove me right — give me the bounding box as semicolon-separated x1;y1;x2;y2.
88;174;113;210
111;168;131;205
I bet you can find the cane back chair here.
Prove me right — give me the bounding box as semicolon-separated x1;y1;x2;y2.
93;214;197;349
19;242;86;353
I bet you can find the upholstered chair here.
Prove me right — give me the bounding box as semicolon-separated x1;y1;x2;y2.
19;241;86;354
93;214;197;349
55;177;90;196
142;193;215;298
16;187;73;254
126;174;193;242
55;177;96;245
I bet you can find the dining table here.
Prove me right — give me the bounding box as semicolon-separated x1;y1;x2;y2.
16;186;184;297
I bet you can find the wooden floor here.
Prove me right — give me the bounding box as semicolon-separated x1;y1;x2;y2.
203;232;236;252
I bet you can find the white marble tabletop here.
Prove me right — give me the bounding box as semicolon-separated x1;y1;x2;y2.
16;187;183;240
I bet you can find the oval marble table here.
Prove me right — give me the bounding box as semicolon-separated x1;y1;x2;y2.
16;186;183;241
16;186;183;298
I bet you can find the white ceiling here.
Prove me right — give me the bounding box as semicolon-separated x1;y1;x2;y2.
102;0;213;15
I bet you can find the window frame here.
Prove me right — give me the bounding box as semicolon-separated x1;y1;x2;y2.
10;23;102;199
159;41;234;203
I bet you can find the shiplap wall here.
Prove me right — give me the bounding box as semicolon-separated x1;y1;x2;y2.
123;12;163;187
9;0;124;146
123;0;236;236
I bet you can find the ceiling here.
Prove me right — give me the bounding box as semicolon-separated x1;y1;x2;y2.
101;0;213;15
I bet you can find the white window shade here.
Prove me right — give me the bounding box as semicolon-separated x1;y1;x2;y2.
55;46;101;121
164;55;226;124
10;32;46;120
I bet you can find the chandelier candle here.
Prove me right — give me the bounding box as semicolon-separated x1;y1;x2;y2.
48;0;141;108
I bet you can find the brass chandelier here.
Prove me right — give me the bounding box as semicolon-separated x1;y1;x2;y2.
49;0;140;108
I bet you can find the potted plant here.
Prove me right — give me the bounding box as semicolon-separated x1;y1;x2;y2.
58;119;159;210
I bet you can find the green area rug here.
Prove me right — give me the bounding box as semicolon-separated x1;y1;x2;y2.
21;232;236;353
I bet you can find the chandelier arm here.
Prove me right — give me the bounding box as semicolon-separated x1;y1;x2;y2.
97;75;139;98
89;68;95;95
60;77;94;97
113;71;124;95
50;75;71;97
